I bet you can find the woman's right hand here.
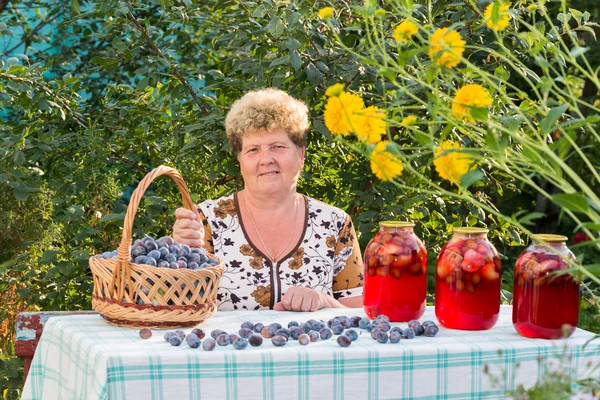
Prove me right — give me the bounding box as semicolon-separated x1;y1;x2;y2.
173;206;205;248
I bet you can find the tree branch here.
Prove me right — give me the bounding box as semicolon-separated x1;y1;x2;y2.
126;12;209;116
0;72;87;128
0;0;10;13
4;7;68;55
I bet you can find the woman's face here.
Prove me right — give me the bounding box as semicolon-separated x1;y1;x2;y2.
238;128;305;197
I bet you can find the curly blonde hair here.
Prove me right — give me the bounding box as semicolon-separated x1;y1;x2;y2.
224;88;310;153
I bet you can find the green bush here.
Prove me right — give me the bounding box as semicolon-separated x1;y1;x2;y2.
0;0;598;396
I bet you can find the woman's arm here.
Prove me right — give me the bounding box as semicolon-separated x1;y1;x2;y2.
337;295;363;308
273;288;363;311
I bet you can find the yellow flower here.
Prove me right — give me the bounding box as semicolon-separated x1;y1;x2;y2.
484;2;511;31
370;141;404;181
394;20;418;44
324;92;365;135
428;28;466;68
351;106;386;144
452;84;493;123
325;83;345;97
401;115;418;126
319;7;334;19
433;141;475;185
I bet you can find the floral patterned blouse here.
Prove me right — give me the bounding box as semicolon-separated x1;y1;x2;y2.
197;192;364;311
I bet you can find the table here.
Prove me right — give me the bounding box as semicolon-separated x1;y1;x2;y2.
20;306;600;400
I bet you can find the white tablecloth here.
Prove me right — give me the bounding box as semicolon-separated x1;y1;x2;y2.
21;306;600;399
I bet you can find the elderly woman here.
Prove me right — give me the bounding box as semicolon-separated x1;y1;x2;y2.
173;88;363;312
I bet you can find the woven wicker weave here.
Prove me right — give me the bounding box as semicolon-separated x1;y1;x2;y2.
89;166;224;328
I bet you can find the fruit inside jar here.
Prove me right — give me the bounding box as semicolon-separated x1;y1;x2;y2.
512;234;580;339
363;221;427;322
435;227;501;330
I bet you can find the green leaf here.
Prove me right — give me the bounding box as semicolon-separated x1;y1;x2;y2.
315;61;329;74
540;104;568;135
379;67;396;82
71;249;90;262
72;0;80;14
100;213;126;223
501;116;522;132
413;131;431;146
90;56;120;69
425;65;437;84
358;211;377;221
111;37;127;54
160;0;173;9
313;120;330;138
64;204;85;221
517;211;546;226
73;226;101;243
253;5;269;18
57;261;72;275
267;16;285;38
272;69;287;88
0;173;7;182
552;130;576;160
285;38;301;50
306;63;323;86
581;263;600;277
574;222;600;232
557;13;571;24
268;57;288;69
575;26;596;39
0;255;27;274
494;65;510;81
570;46;588;58
460;169;484;189
289;50;302;71
551;193;590;213
470;107;488;121
39;250;60;265
206;69;224;78
8;181;37;201
136;77;149;91
539;76;552;94
569;8;582;24
583;11;590;21
13;149;26;165
485;130;505;153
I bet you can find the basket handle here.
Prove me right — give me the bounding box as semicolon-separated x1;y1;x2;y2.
110;165;196;300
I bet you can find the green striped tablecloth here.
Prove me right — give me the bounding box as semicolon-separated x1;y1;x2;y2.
21;306;599;400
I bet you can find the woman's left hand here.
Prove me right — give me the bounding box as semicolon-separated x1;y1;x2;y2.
273;286;333;312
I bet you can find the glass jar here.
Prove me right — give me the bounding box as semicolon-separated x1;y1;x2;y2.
513;234;580;339
363;221;427;322
435;227;501;330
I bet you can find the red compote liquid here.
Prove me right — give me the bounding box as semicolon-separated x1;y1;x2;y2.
513;234;580;339
363;222;427;322
435;227;501;330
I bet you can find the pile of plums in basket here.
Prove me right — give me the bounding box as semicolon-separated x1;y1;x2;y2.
98;236;220;305
139;315;439;349
99;235;218;270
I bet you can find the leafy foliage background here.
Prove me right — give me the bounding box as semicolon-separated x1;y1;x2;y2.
0;0;598;397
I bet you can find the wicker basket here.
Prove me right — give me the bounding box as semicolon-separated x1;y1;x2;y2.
89;165;224;328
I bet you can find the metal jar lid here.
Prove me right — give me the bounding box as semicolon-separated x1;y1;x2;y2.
379;221;415;228
531;234;568;243
452;227;489;235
